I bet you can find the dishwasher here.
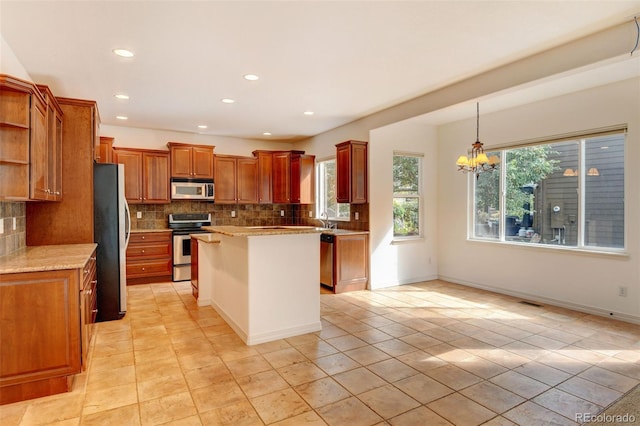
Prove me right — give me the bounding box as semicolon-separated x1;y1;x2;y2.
320;233;334;288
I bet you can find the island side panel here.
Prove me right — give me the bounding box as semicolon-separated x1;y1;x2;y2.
210;234;250;342
246;233;321;345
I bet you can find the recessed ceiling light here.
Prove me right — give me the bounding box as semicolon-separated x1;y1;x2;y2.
244;74;260;81
263;132;272;136
114;94;130;100
221;98;236;104
303;111;314;116
116;115;128;120
198;125;208;129
113;48;134;58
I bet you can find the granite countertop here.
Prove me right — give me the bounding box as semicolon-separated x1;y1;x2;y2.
0;243;98;274
203;225;323;237
191;233;221;244
202;225;368;237
130;228;172;233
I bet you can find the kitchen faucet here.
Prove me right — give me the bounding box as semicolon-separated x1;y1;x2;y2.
319;211;328;228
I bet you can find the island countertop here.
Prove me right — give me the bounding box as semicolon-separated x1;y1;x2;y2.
202;225;323;237
0;243;98;274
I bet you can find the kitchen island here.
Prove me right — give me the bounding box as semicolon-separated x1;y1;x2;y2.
198;225;322;345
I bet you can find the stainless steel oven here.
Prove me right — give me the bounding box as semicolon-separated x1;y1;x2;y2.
169;213;211;282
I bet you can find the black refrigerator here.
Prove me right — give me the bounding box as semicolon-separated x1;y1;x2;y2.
94;163;130;321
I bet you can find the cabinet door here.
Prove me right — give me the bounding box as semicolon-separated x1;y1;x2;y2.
292;155;315;204
30;97;48;200
192;147;214;179
213;155;237;203
48;109;63;200
98;136;113;164
114;149;143;203
170;145;192;178
335;144;351;204
255;151;273;204
351;143;367;204
142;152;170;203
272;152;291;203
237;157;258;204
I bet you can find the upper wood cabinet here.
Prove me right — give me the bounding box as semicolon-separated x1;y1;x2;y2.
0;76;62;202
252;150;273;204
272;151;315;204
167;142;214;179
97;136;113;163
113;148;170;204
336;140;368;204
214;154;258;204
26;97;100;246
291;153;315;204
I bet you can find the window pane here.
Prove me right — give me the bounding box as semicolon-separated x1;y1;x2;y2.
393;197;419;236
393;156;420;194
474;151;500;239
584;134;625;248
317;159;350;220
505;142;575;245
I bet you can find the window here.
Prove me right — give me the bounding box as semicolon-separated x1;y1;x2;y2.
316;158;350;220
473;130;625;251
393;153;423;238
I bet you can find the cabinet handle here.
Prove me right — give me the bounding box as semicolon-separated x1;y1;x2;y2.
87;289;93;295
91;280;97;284
91;257;97;261
54;191;61;195
141;236;146;240
84;269;89;274
142;267;146;271
92;309;98;313
141;249;145;253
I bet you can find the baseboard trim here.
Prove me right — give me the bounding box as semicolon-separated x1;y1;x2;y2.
438;275;640;325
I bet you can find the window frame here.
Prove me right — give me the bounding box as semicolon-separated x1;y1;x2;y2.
315;157;350;221
393;151;424;241
469;127;627;254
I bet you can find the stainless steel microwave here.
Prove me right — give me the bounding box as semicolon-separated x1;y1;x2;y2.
170;179;214;200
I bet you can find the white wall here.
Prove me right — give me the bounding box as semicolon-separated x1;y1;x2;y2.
1;34;30;79
369;121;438;288
437;77;640;322
101;124;295;156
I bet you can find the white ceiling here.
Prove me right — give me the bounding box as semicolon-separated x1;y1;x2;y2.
1;1;639;141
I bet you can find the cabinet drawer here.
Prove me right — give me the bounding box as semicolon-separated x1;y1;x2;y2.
126;242;172;259
82;252;97;289
126;259;172;278
129;232;171;244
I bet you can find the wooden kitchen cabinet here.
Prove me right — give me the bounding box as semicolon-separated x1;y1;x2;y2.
214;154;258;204
126;231;173;284
97;136;114;163
0;76;60;202
252;150;273;204
113;148;170;204
336;140;368;204
272;151;314;204
321;232;369;294
167;142;214;179
0;248;96;404
26;97;100;246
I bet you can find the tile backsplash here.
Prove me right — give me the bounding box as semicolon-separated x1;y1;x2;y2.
0;202;26;257
129;201;369;231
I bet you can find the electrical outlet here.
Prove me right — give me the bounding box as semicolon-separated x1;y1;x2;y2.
136;211;142;219
0;218;3;234
12;217;16;231
618;286;628;297
309;211;313;218
280;210;284;217
231;210;236;218
355;212;359;220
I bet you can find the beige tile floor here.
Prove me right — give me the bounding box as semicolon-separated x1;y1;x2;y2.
2;279;640;425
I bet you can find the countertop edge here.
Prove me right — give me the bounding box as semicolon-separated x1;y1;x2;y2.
0;243;98;275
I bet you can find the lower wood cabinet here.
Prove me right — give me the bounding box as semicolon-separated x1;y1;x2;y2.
0;250;96;405
126;231;173;284
321;232;369;294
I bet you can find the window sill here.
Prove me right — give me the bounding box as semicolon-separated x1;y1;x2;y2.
392;236;425;244
468;237;629;258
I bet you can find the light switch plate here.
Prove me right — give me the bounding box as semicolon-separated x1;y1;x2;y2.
136;211;142;219
0;218;3;234
12;217;16;230
280;210;285;217
231;210;236;218
355;212;359;220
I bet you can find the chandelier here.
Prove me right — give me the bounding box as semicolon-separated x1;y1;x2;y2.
456;102;499;178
